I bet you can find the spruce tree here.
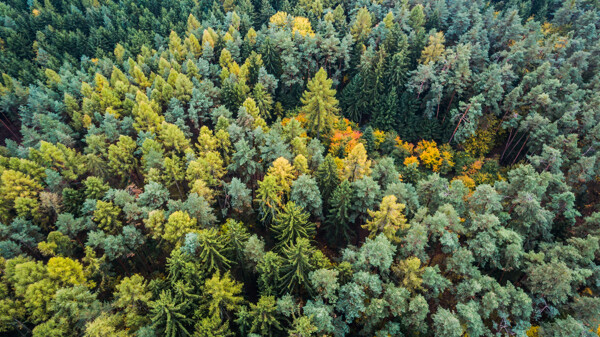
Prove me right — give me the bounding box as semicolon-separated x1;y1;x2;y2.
316;154;341;210
325;180;354;246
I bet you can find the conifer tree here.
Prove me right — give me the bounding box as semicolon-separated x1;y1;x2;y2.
300;68;339;139
363;195;408;242
248;296;282;336
316;154;341;209
150;290;192;337
280;238;315;294
290;174;322;218
182;229;231;273
203;271;243;320
343;143;371;182
272;202;315;249
325;180;354;245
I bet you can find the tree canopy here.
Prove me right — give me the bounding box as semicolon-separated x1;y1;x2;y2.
0;0;600;336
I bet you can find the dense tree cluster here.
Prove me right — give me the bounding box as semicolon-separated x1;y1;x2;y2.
1;0;600;336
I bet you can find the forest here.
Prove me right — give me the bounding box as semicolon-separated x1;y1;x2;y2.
0;0;599;336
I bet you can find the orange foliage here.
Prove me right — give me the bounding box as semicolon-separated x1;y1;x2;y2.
329;126;362;157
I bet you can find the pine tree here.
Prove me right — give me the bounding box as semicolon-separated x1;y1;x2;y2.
363;126;376;154
350;7;372;42
300;68;339;139
290;174;322;218
420;32;446;65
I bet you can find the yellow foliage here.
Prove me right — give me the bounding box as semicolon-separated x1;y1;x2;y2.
32;8;41;16
403;156;419;167
441;149;454;168
526;326;540;337
395;137;414;155
187;14;201;33
333;157;344;176
245;28;258;44
416;140;442;172
223;32;234;43
364;195;408;242
454;175;475;190
267;157;296;193
351;7;372;41
230;11;241;30
202;28;217;48
270;12;289;27
419;32;446;64
542;22;554;36
114;43;125;62
293;154;309;175
343;143;371;181
47;257;87;287
462;115;501;157
554;37;568;50
373;130;386;149
269;12;314;37
292;17;315;37
223;0;235;12
82;114;92;128
219;48;233;68
190;179;216;204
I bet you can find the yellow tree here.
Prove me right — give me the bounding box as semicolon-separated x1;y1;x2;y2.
420;32;446;64
300;68;339;139
351;7;372;41
267;157;295;195
343;143;371;182
362;195;408;242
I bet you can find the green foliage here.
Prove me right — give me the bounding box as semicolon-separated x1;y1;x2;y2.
325;180;354;246
0;0;599;335
246;296;282;337
432;308;463;337
315;154;340;208
280;238;316;294
93;200;122;234
182;229;231;273
150;290;192;337
290;175;322;218
272;202;315;249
